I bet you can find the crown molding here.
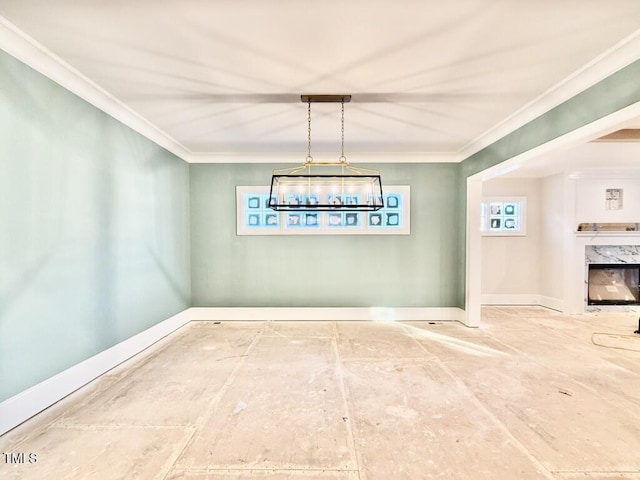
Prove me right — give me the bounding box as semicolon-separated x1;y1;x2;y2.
187;151;461;164
2;14;638;165
458;28;640;161
0;16;192;162
566;167;640;180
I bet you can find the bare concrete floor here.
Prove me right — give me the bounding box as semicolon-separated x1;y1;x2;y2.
2;306;640;479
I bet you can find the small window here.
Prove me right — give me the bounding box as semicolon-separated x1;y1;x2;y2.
481;197;526;236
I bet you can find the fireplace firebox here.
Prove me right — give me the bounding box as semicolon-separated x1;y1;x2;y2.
587;263;640;305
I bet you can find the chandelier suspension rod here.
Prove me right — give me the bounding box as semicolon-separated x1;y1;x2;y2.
307;99;312;163
340;98;346;163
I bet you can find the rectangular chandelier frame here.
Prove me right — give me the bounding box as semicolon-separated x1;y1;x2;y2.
269;161;384;212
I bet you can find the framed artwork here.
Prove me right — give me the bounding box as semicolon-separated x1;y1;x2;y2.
368;213;383;227
327;194;343;206
344;212;360;227
605;188;623;210
243;194;279;230
303;194;319;207
481;197;526;236
286;213;303;227
304;213;320;227
236;185;411;235
287;194;302;206
327;213;343;227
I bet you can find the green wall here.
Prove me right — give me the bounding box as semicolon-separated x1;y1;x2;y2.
190;163;462;308
0;51;191;402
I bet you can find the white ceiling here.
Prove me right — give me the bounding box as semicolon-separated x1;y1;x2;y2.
485;141;640;180
1;1;640;162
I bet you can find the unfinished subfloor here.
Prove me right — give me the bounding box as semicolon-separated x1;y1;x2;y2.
1;306;640;479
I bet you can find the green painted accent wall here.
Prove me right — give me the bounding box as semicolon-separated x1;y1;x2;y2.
455;163;467;309
190;163;462;308
0;51;191;402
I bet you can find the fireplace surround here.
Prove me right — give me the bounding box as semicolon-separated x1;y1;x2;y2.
584;245;640;311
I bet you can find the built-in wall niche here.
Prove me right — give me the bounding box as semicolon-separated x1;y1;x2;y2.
480;196;526;236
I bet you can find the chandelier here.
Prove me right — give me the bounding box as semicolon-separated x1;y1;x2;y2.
268;94;384;212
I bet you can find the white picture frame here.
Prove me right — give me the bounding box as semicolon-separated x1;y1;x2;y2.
237;185;411;236
605;188;623;211
480;196;527;236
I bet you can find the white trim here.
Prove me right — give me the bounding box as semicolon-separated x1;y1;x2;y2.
187;307;464;323
480;295;563;312
458;29;640;160
567;169;640;180
561;176;578;315
236;185;411;236
539;296;564;312
481;196;527;236
0;16;191;163
189;151;461;164
481;164;522;182
0;309;191;436
481;294;541;306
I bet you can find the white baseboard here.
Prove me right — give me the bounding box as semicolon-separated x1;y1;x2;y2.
538;296;564;312
187;306;464;323
481;294;564;312
0;309;191;436
481;294;540;305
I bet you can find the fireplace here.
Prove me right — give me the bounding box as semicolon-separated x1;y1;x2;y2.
587;263;640;305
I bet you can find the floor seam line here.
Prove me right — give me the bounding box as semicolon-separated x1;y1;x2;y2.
397;322;557;480
332;321;365;480
483;329;638;410
163;322;268;475
47;423;192;429
159;426;198;480
550;469;640;473
170;467;360;471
